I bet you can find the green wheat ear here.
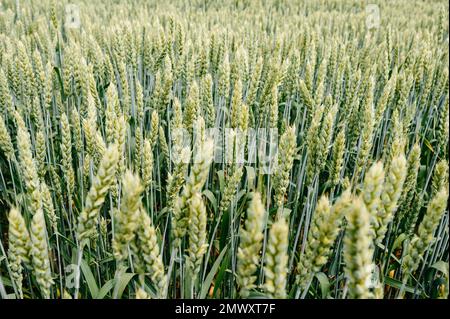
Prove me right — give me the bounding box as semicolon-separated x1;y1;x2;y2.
219;128;245;214
41;182;58;232
113;170;144;262
375;153;407;245
431;160;449;197
0;113;14;159
329;126;346;188
362;161;385;238
77;144;120;244
16;111;42;214
273;126;297;209
402;187;448;282
7;207;32;298
296;195;331;290
237;192;266;297
397;143;421;222
30;209;54;299
186;192;208;282
264;217;289;299
172;138;214;248
133;208;167;298
343;196;374;299
296;192;348;292
142;138;154;191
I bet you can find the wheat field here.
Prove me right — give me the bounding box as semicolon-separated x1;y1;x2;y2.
0;0;448;300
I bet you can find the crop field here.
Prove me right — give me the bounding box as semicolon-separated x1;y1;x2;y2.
0;0;448;300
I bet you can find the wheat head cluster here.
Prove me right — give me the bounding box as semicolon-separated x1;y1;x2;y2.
0;0;448;299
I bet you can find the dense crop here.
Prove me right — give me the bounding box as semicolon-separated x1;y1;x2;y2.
0;0;448;299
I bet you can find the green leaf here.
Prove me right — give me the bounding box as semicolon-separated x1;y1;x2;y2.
156;207;168;224
184;264;193;299
58;233;78;249
235;189;247;205
247;291;270;299
219;210;230;250
203;189;218;214
112;270;135;299
98;256;115;265
0;276;13;287
315;272;330;298
52;66;65;98
217;170;225;193
80;259;99;298
95;279;115;299
384;276;418;294
213;249;231;298
200;245;228;298
245;166;256;191
430;261;449;277
423;139;434;153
